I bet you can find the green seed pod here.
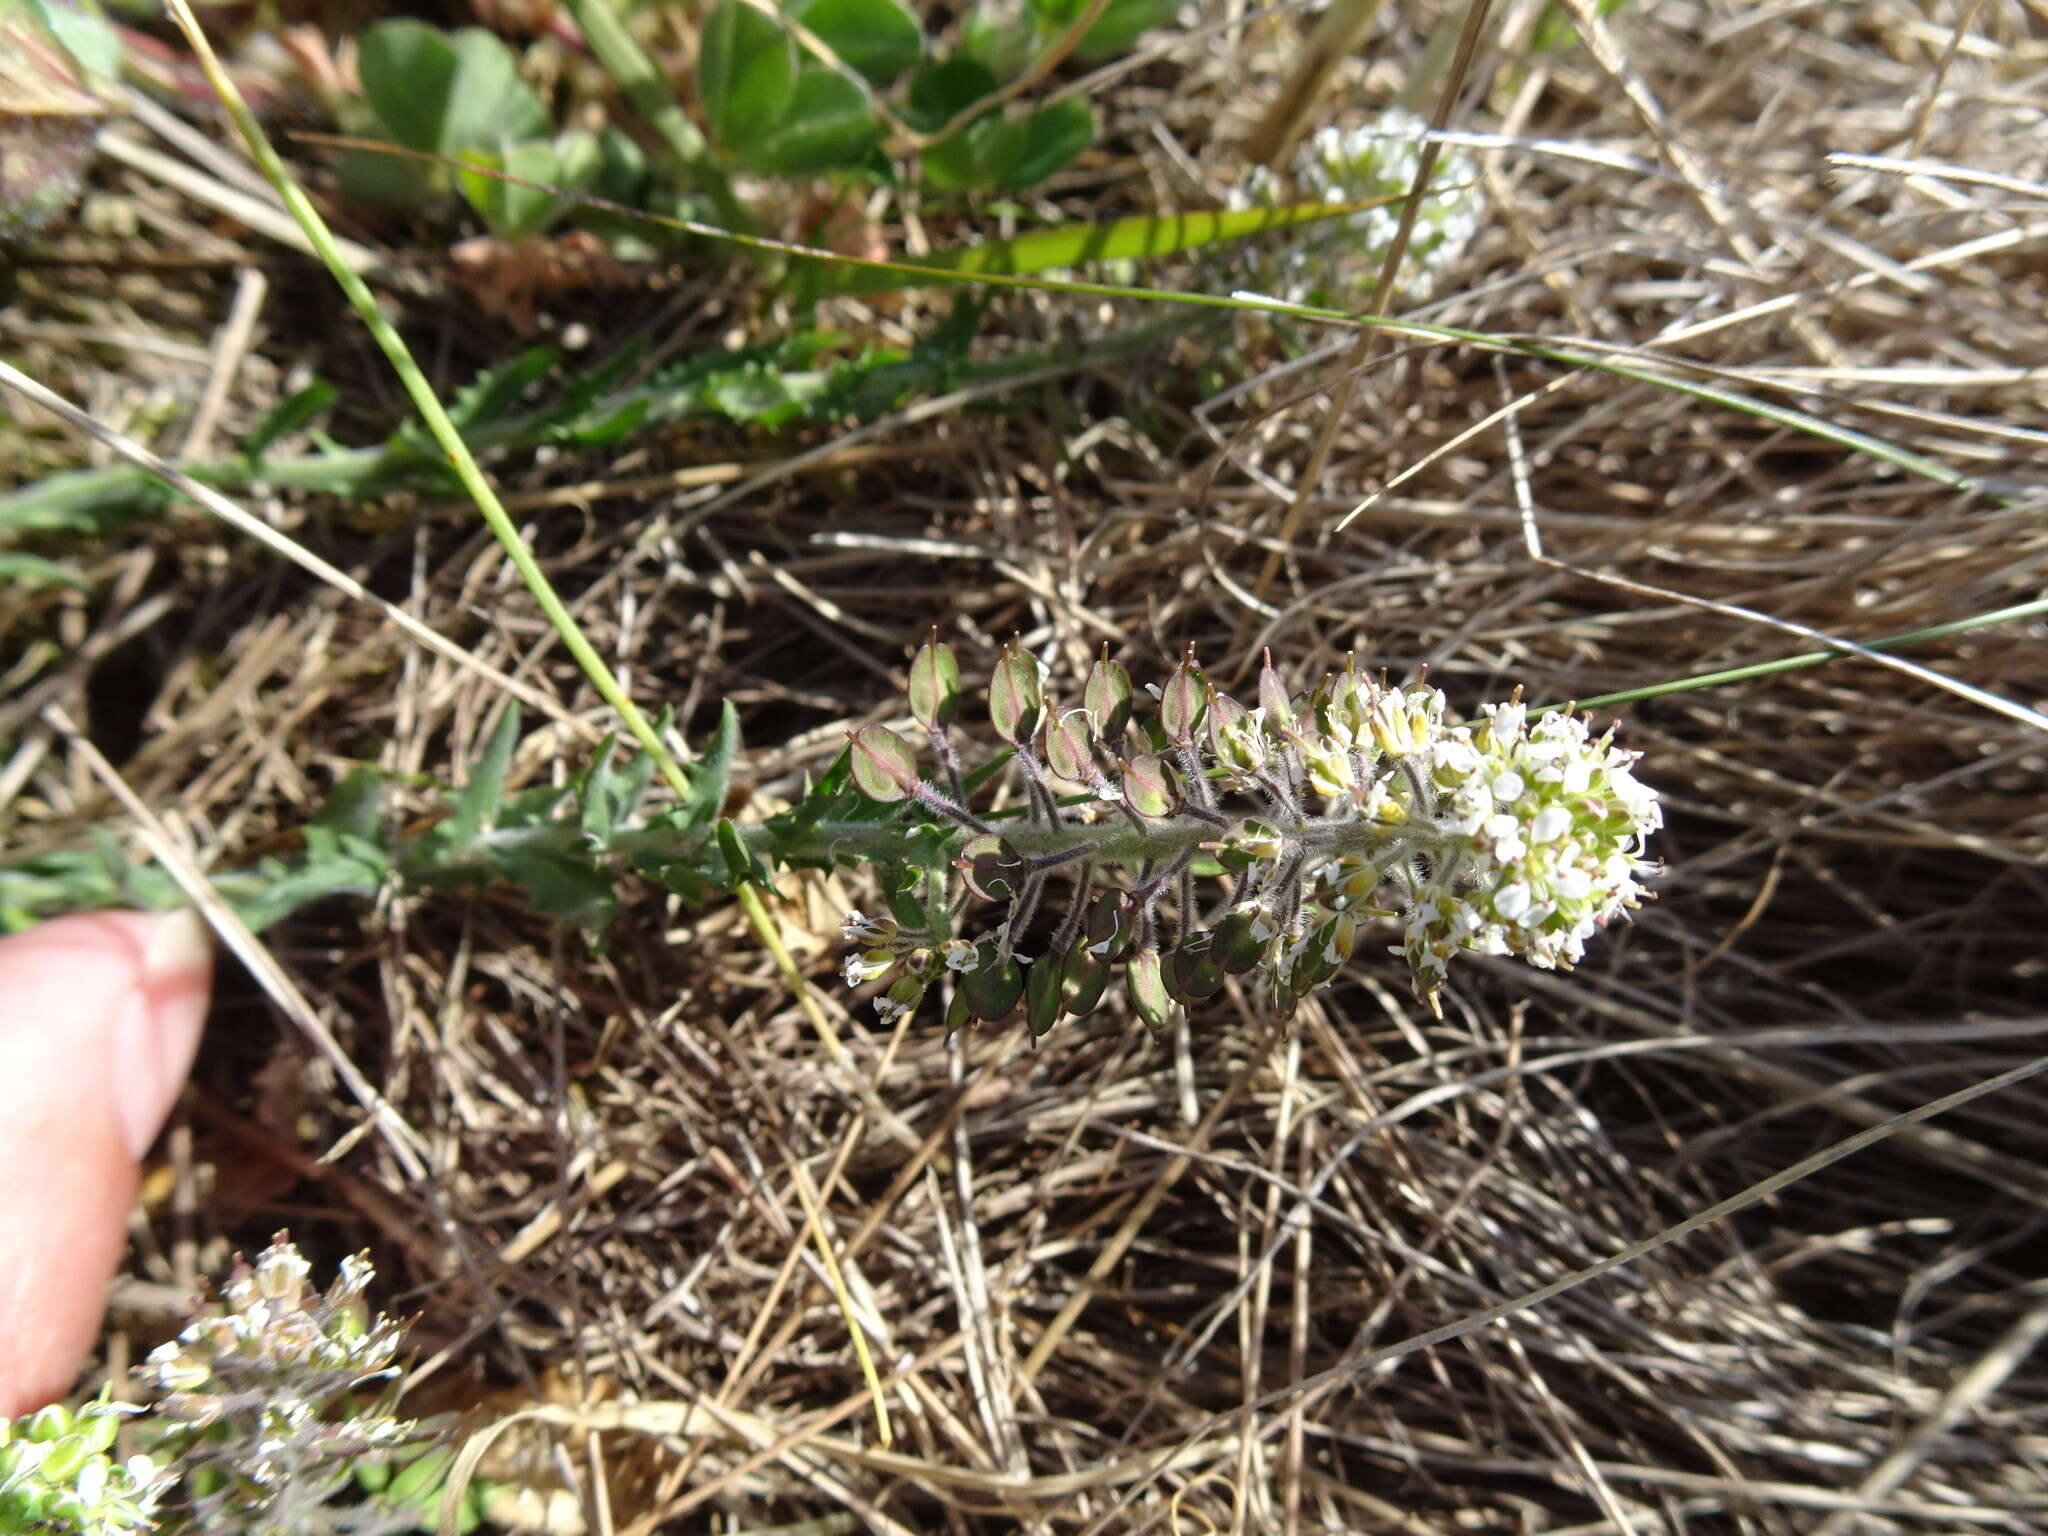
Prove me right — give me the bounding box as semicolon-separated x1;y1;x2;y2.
1258;650;1295;730
945;982;972;1035
1157;652;1208;742
387;1447;454;1505
908;635;961;729
74;1406;119;1458
957;835;1025;901
988;643;1044;745
1127;948;1174;1032
1120;753;1177;820
1025;951;1064;1035
1210;909;1272;974
1083;890;1133;962
1042;708;1096;784
961;943;1024;1021
1083;648;1134;739
22;1407;68;1443
1062;946;1113;1014
1169;931;1226;1003
36;1434;89;1483
848;725;923;802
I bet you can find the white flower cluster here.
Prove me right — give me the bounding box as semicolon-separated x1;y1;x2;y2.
0;1396;168;1535
143;1237;419;1497
1229;110;1483;308
1211;670;1660;1012
1390;700;1662;1005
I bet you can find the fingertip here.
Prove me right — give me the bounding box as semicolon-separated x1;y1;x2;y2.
0;909;212;1413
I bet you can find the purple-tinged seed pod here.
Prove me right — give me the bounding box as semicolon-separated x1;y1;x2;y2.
848;725;922;802
988;643;1044;745
908;634;960;729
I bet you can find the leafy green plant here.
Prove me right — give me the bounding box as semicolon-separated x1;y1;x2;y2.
337;0;1183;245
2;641;1663;1027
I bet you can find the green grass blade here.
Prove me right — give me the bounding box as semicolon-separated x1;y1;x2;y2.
162;0;691;801
798;200;1391;300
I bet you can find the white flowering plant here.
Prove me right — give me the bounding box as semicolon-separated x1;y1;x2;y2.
0;1239;487;1536
2;635;1659;1033
1229;110;1485;308
839;639;1660;1031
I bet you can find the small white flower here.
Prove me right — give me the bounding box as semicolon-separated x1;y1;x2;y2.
843;950;893;988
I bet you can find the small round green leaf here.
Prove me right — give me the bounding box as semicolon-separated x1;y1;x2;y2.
740;65;884;175
1003;97;1093;189
788;0;924;84
699;0;798;150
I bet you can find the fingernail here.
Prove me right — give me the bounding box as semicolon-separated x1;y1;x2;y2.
112;909;213;1159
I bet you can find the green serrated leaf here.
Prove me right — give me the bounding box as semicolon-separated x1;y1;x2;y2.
715;817;770;888
446;707;521;845
579;736;624;844
787;0;923;84
698;0;798;150
448;348;557;431
678;701;739;828
242;379;339;460
310;766;386;848
493;845;618;928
